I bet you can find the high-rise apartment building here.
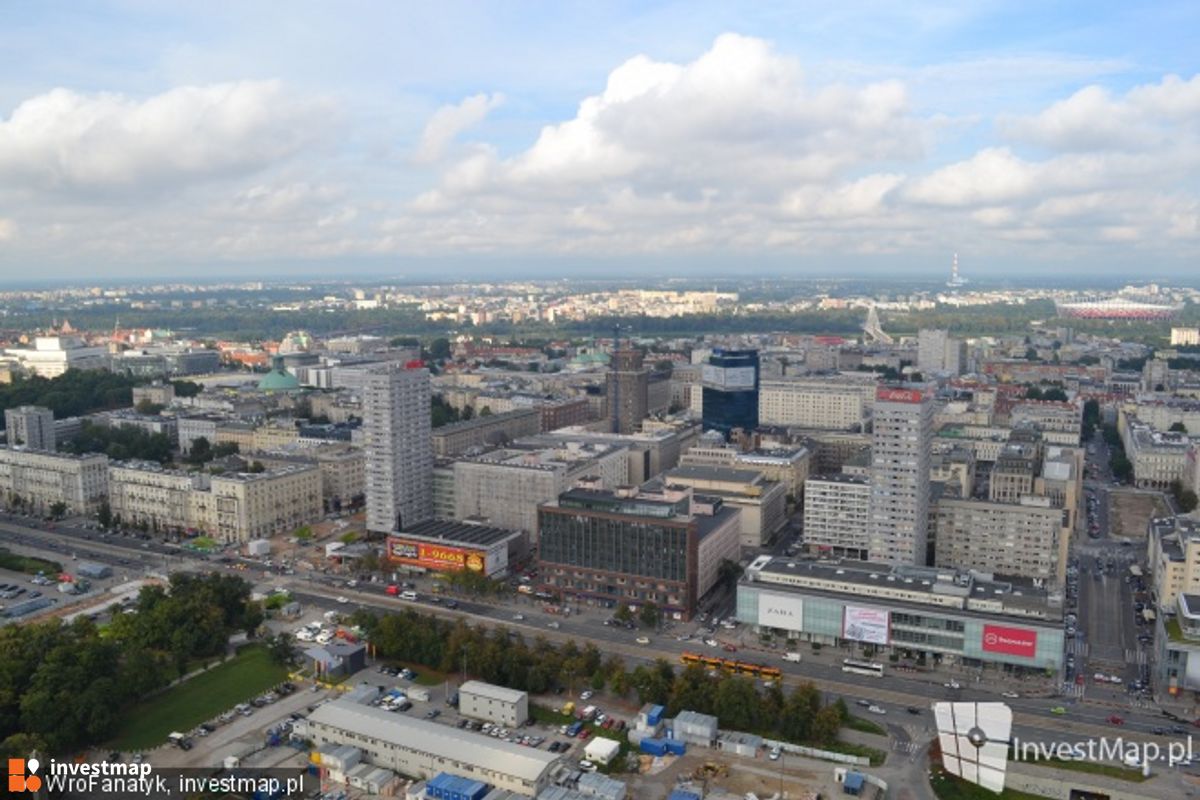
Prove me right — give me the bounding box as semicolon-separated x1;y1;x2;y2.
362;364;433;533
868;386;933;565
802;473;871;559
701;349;759;436
606;348;649;434
4;405;56;451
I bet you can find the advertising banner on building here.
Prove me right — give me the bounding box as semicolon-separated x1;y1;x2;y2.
876;387;925;404
980;624;1037;658
387;537;487;573
702;365;756;389
842;605;890;645
757;593;804;629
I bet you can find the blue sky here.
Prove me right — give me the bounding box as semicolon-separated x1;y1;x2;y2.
0;1;1197;281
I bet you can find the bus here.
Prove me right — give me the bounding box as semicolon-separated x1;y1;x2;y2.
681;652;783;681
842;659;885;678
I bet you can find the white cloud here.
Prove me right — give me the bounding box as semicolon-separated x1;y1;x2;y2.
0;217;15;241
0;81;330;193
414;93;504;164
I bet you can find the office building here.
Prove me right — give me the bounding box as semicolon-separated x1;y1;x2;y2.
758;379;870;430
917;329;965;376
606;347;649;434
738;556;1064;673
108;462;208;535
362;364;433;533
662;465;787;548
0;447;108;516
1150;516;1200;610
868;386;933;565
1009;402;1082;445
934;497;1068;586
537;482;741;619
453;441;627;540
4;405;56;451
522;422;701;484
1171;328;1200;347
132;383;176;407
306;698;560;796
701;349;759;436
1122;416;1191;490
680;441;810;498
4;335;107;378
1154;593;1200;696
802;474;871;559
458;680;529;727
432;408;541;457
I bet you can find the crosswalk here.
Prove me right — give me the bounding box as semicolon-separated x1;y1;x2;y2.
1067;640;1090;657
1124;649;1148;665
1128;696;1155;710
1061;682;1086;699
893;740;923;756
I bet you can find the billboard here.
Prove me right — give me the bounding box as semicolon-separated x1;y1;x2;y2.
980;624;1037;658
876;387;925;404
842;605;890;645
757;593;804;629
387;537;488;573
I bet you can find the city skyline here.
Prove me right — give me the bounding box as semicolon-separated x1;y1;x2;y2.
0;2;1198;280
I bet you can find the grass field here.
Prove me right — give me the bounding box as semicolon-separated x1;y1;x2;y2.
930;768;1051;800
1027;756;1149;783
843;715;888;736
109;645;288;751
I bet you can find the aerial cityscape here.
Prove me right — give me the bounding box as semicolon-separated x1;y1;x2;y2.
2;4;1199;800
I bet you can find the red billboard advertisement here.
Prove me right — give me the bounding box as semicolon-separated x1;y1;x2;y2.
387;537;486;573
981;624;1037;658
876;387;926;404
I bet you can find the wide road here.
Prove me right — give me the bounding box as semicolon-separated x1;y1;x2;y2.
2;514;1182;750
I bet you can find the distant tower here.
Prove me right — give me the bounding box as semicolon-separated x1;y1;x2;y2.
362;363;433;534
607;329;649;435
947;252;968;288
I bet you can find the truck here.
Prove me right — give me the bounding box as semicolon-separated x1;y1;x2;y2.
783;652;802;663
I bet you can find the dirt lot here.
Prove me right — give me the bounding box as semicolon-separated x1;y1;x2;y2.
622;748;838;799
1109;491;1168;538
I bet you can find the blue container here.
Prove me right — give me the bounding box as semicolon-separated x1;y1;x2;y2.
668;792;702;800
647;705;665;726
664;738;686;755
640;738;668;756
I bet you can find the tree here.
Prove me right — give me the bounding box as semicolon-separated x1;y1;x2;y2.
48;502;68;519
810;705;842;745
188;436;213;464
479;406;493;417
638;602;660;629
97;500;112;529
135;399;164;415
1181;490;1199;514
713;676;759;732
1170;421;1189;434
266;633;297;666
212;442;240;458
717;559;744;591
1041;388;1068;402
614;603;633;623
427;338;452;361
1025;347;1038;361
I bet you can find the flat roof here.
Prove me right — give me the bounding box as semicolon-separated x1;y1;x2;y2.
395;519;521;548
308;699;558;782
749;557;1058;622
460;680;528;704
667;464;764;484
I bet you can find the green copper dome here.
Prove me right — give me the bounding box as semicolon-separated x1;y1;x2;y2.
257;356;300;391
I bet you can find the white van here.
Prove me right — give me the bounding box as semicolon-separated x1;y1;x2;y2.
400;590;418;601
783;652;802;663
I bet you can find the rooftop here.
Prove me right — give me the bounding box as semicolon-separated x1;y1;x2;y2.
308;698;559;782
666;464;765;484
460;680;528;704
396;519;521;548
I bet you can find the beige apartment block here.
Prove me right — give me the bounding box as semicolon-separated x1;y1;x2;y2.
0;447;108;516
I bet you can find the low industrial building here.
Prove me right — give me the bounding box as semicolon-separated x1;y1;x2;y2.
387;520;526;577
306;697;561;796
737;556;1065;674
458;680;529;727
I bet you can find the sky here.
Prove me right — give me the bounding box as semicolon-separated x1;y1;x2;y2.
0;1;1198;283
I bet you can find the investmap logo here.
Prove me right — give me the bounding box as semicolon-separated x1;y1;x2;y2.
8;757;43;793
932;701;1013;794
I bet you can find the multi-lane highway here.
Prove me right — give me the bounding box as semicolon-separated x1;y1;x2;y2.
1;511;1187;756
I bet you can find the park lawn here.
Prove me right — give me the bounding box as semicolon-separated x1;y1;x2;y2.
843;715;888;736
110;645;288;751
1028;756;1149;783
930;768;1051;800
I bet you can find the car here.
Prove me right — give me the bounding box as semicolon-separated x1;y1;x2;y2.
336;596;349;604
578;760;597;772
768;747;781;761
855;699;871;708
1107;715;1125;725
424;709;440;719
906;707;921;715
512;613;525;621
1050;706;1067;715
547;621;560;629
704;638;719;647
580;690;594;700
723;644;737;653
1153;727;1166;735
445;600;459;609
944;681;961;690
636;636;651;645
1001;691;1020;699
578;729;591;740
867;705;886;715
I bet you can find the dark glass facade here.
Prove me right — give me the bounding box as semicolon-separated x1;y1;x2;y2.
702;349;759;436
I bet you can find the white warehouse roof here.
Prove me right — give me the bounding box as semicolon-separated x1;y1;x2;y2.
308;699;556;783
460;680;529;704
